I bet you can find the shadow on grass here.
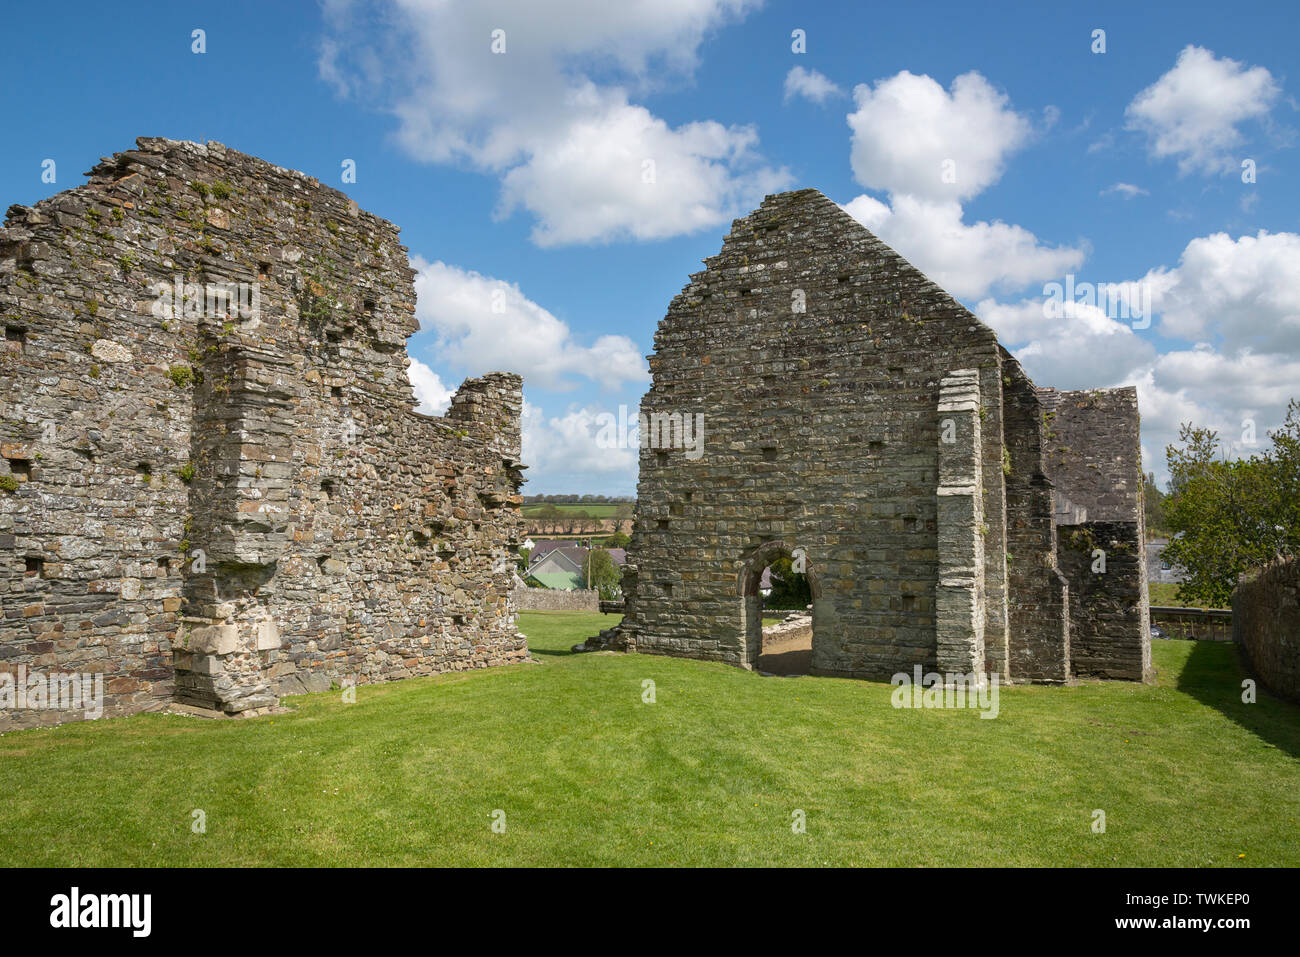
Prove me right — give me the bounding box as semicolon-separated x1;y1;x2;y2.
529;644;576;658
1176;640;1300;760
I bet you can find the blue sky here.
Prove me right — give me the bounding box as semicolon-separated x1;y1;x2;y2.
3;0;1296;494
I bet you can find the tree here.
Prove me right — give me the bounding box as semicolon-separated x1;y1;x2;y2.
582;549;623;599
1162;400;1300;607
1267;399;1300;557
534;503;560;534
764;556;811;610
1142;471;1167;539
604;530;630;548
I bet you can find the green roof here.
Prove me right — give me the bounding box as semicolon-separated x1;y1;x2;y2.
531;572;585;591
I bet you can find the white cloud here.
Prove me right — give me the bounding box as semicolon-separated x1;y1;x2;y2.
842;194;1084;299
320;0;787;245
975;297;1156;390
1149;345;1300;414
411;257;648;392
1087;131;1115;155
1129;349;1300;484
407;358;454;414
841;193;891;232
847;70;1030;202
521;398;638;489
1100;182;1149;199
1142;230;1300;353
1125;45;1280;176
969;298;1300;485
784;66;842;104
840;68;1081;300
496;83;789;246
974;227;1300;486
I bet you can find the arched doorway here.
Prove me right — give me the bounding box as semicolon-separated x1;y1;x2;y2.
736;540;822;674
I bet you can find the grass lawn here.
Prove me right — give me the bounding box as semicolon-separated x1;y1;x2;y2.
1148;582;1228;610
1;611;1297;866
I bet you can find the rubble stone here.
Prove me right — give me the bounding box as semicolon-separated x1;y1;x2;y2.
0;138;528;729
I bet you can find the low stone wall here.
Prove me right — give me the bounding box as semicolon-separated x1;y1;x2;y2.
514;588;600;612
1150;606;1232;642
762;611;812;647
1232;558;1300;704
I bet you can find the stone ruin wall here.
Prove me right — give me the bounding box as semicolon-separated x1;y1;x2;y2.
0;138;527;730
1000;350;1070;682
618;190;1014;680
1043;386;1151;681
1232;556;1300;704
513;587;601;612
610;188;1149;685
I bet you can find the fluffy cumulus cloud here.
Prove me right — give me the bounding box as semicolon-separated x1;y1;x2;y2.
1125;45;1280;176
1129;350;1300;476
784;66;842;104
496;84;787;246
847;71;1031;203
845;194;1083;299
521;399;638;491
975;297;1156;390
1126;229;1300;478
411;257;648;391
841;69;1082;300
320;0;789;245
407;358;454;414
1141;230;1300;353
974;226;1300;485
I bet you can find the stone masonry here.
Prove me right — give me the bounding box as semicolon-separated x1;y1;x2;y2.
593;188;1150;684
1233;557;1300;704
1;138;528;730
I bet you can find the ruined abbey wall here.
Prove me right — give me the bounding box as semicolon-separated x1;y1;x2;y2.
620;190;1014;679
1233;556;1300;704
607;188;1149;685
1;138;527;730
1001;351;1070;681
1044;387;1151;680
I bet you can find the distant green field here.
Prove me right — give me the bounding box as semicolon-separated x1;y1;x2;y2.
522;503;627;517
1149;582;1227;610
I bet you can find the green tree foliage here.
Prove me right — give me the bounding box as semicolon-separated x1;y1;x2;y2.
581;549;623;600
1162;400;1300;607
764;557;811;610
603;530;630;548
1142;471;1168;539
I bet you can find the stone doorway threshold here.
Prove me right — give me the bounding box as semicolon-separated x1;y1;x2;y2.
757;613;812;676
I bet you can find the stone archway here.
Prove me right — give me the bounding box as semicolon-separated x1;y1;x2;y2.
736;539;822;672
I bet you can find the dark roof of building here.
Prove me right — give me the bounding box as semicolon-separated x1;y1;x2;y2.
527;540;568;560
